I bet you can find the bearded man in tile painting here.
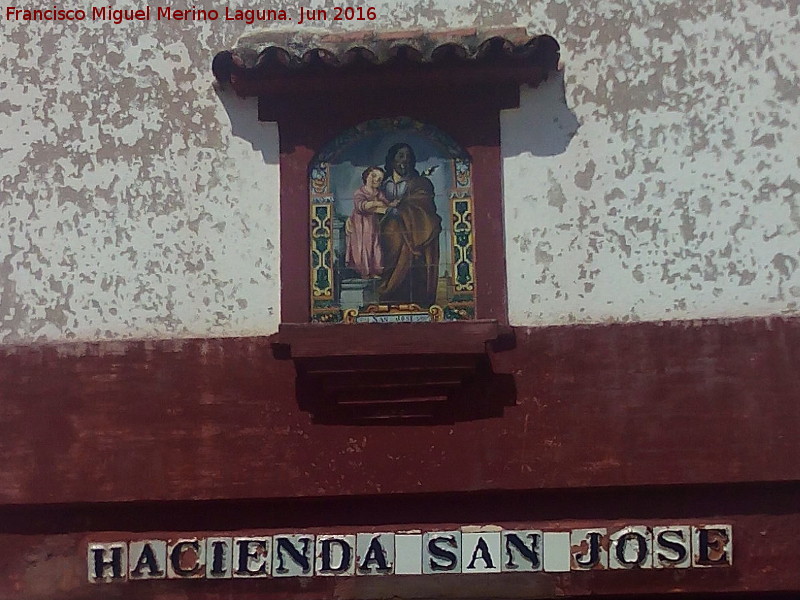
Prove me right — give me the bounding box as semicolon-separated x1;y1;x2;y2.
379;143;442;307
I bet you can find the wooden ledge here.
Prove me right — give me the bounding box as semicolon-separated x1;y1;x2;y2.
272;321;516;423
274;320;513;358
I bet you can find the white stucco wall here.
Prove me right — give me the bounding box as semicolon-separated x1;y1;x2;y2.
1;0;797;342
502;2;799;324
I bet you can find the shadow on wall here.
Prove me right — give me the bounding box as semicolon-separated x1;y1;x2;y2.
213;83;279;164
214;69;576;164
502;69;580;157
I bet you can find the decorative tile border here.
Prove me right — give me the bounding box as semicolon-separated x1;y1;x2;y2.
88;524;732;583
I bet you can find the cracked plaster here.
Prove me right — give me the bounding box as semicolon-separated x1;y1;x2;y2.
0;0;798;342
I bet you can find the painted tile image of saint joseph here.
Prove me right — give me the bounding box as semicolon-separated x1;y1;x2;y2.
379;143;442;307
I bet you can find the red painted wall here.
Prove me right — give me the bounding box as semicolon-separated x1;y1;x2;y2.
0;318;797;505
0;317;798;598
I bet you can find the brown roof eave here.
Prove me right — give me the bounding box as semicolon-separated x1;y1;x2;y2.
212;28;560;97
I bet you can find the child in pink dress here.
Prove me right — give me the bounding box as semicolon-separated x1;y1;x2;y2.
345;166;392;279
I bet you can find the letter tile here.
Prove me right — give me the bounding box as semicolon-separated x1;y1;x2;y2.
129;540;167;580
609;526;652;569
315;535;356;576
167;538;205;578
233;537;271;577
206;537;233;578
570;528;608;570
653;526;691;569
88;542;127;583
356;533;394;575
502;530;543;572
423;531;461;574
273;534;315;577
461;531;501;573
692;525;733;567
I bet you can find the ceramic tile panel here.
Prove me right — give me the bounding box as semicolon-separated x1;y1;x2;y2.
309;119;476;324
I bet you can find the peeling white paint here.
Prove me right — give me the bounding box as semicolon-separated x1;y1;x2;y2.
1;0;798;342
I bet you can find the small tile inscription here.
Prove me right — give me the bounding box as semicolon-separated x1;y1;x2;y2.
88;524;733;583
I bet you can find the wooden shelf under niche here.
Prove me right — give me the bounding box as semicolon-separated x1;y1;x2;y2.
271;320;516;423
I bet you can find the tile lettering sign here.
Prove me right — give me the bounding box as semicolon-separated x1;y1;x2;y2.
88;524;732;583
